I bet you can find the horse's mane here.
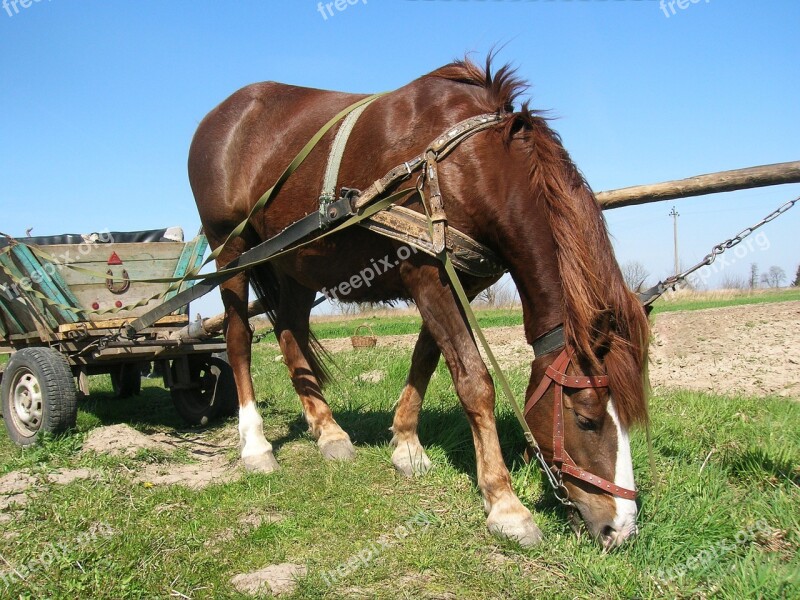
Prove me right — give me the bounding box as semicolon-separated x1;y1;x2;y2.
426;57;650;427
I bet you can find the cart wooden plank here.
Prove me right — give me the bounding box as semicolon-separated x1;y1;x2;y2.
10;244;80;324
57;314;188;333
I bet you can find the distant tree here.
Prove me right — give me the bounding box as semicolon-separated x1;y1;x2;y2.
760;265;786;288
475;279;518;307
794;264;800;287
621;260;650;292
476;283;499;307
749;263;759;289
720;274;747;290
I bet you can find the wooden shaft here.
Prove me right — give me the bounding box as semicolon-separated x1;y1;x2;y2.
171;300;265;340
202;300;265;335
596;161;800;209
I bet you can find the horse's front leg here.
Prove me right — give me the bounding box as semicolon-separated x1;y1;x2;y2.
390;324;439;476
219;270;280;473
401;262;543;546
274;277;356;460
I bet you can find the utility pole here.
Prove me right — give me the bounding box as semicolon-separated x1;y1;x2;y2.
669;206;680;276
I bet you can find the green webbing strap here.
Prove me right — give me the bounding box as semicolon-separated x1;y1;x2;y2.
439;252;539;449
198;92;387;273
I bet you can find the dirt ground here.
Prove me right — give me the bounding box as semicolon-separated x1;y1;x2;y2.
318;301;800;400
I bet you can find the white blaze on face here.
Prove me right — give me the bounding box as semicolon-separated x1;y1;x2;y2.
607;399;638;536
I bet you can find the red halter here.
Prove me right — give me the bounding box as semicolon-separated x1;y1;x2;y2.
524;347;637;501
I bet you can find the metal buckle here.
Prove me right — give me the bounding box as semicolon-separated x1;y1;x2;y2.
318;189;358;229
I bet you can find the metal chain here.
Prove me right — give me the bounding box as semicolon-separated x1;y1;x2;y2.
527;436;572;505
641;196;798;305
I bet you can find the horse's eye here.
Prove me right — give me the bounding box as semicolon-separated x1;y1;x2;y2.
576;414;598;431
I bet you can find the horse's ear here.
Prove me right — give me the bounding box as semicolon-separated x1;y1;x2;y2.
507;114;528;137
643;303;654;317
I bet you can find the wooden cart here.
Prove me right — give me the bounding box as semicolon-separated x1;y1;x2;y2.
0;227;237;446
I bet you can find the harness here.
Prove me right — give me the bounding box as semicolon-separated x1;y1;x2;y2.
125;97;636;505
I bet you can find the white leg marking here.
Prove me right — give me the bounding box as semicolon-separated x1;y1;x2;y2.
607;399;638;538
238;401;273;458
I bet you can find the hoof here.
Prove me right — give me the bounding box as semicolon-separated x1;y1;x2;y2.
243;452;280;474
391;444;433;477
488;519;544;547
319;438;356;461
487;502;543;547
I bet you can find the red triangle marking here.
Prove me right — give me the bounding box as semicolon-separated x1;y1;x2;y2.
107;252;123;265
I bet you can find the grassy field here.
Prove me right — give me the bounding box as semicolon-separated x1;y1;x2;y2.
303;288;800;341
1;291;798;598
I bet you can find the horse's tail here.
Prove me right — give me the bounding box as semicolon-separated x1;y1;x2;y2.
248;264;332;387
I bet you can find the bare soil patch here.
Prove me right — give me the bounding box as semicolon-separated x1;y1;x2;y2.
648;301;799;399
81;423;167;457
81;423;241;489
231;562;307;596
316;301;800;400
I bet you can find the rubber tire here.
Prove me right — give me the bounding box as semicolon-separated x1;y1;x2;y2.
170;354;238;426
1;347;78;446
111;363;142;398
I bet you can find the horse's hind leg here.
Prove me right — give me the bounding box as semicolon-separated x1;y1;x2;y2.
390;324;439;476
219;268;280;474
274;277;356;461
401;262;542;546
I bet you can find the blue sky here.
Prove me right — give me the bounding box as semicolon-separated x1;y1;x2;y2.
1;0;798;318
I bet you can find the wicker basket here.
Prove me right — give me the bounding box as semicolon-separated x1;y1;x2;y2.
351;324;377;349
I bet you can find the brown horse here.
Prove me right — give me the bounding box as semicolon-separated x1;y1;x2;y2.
188;57;650;549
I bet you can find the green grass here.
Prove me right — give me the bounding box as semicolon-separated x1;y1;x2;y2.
650;287;800;314
306;308;522;340
300;289;800;341
1;343;797;599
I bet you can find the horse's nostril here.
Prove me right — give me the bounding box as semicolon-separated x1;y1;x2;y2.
601;525;616;539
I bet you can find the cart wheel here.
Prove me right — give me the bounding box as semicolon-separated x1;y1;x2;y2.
1;347;78;446
111;363;142;398
170;354;238;426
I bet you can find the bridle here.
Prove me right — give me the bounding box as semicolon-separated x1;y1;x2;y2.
525;329;638;502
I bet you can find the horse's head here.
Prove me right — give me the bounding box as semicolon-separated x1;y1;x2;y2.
524;305;648;550
422;56;651;548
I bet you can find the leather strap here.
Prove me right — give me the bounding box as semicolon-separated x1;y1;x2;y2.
424;150;448;254
560;453;639;500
